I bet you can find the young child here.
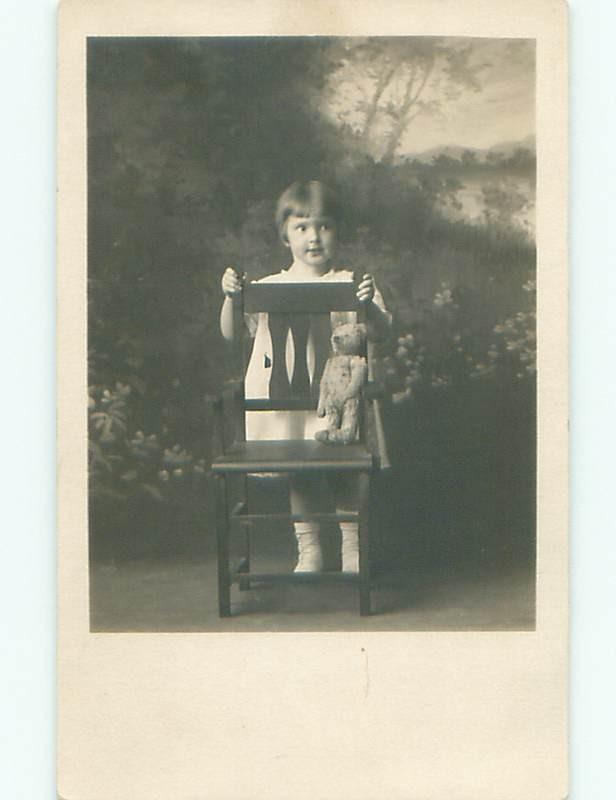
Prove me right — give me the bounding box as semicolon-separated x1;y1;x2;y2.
220;181;391;573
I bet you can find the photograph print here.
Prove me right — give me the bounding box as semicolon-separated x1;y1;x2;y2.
87;35;537;632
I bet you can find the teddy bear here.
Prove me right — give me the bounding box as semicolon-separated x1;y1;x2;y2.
315;322;368;444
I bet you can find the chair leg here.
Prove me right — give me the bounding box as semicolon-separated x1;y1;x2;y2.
215;474;232;617
239;526;251;591
358;471;371;616
238;476;250;591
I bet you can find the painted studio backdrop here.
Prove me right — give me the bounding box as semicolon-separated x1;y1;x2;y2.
87;37;536;631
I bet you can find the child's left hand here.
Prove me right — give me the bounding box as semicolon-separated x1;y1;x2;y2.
356;273;376;304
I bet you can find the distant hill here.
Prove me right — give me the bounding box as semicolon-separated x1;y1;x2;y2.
486;135;536;159
404;135;536;165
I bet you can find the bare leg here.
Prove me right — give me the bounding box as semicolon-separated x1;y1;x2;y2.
290;473;324;572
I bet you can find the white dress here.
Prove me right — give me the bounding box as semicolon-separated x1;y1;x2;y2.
244;268;388;442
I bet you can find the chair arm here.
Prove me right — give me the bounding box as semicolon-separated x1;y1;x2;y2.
364;381;386;401
205;379;246;457
204;392;228;456
204;380;243;411
369;396;391;471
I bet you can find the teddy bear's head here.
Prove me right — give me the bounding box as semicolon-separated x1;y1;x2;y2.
330;322;366;355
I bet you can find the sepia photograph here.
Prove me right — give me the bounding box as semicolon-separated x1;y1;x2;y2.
87;35;537;631
57;2;568;798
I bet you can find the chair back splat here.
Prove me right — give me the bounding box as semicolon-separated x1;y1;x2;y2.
241;281;364;415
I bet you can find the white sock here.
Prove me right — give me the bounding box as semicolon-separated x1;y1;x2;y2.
293;523;322;572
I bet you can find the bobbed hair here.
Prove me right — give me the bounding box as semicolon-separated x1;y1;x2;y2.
275;181;341;243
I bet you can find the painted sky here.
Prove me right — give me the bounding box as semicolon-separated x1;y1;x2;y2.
323;38;535;156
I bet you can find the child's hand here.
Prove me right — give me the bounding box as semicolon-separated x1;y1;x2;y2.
356;273;376;304
221;267;244;298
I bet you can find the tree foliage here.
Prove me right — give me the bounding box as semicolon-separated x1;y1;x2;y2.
322;37;491;163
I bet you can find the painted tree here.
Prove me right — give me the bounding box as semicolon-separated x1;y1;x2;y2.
323;37;490;164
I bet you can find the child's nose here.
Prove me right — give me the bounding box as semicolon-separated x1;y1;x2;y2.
309;226;321;241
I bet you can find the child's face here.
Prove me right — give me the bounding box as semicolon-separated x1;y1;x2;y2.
285;214;336;271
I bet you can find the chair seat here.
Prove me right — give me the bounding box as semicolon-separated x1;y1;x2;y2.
211;440;373;473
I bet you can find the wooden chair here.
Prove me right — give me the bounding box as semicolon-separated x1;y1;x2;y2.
210;278;388;617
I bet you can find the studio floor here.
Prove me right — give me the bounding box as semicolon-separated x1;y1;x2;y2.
90;529;535;632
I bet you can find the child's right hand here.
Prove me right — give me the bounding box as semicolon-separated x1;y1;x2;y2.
221;267;244;298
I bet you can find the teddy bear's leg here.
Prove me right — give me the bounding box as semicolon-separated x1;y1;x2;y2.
328;399;360;444
315;407;342;443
